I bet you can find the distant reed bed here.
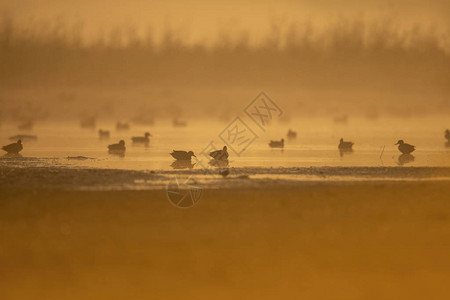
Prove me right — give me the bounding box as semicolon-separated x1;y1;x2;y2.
0;16;449;91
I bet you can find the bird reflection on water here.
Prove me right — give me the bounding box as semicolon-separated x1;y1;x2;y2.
398;153;415;165
170;160;196;170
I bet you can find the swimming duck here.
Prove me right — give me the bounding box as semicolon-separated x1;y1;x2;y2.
209;146;229;160
170;150;196;160
116;122;130;131
108;140;126;152
338;138;354;150
287;129;297;139
132;132;151;144
445;129;450;141
269;138;284;148
2;139;23;153
98;129;110;139
395;140;415;154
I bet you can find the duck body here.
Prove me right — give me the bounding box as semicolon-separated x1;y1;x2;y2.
269;139;284;148
209;146;229;160
395;140;415;154
2;140;23;153
98;129;110;138
116;122;130;131
132;132;151;144
287;130;297;139
338;138;354;150
108;140;126;152
170;150;195;160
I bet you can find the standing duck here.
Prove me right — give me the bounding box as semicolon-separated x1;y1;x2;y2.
338;138;354;150
2;139;23;154
209;146;229;160
395;140;415;154
269;139;284;148
132;132;151;144
170;150;196;160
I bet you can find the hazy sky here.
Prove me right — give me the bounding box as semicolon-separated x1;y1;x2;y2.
1;0;449;44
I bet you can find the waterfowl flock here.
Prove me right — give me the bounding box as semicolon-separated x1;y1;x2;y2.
2;119;449;169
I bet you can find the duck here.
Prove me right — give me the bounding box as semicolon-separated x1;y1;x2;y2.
2;139;23;154
132;132;151;144
116;122;130;131
209;146;229;160
287;129;297;139
269;138;284;148
170;150;196;160
395;140;415;154
338;138;354;150
445;129;450;141
108;140;126;152
98;129;110;139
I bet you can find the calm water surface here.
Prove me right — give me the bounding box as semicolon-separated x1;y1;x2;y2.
1;116;449;171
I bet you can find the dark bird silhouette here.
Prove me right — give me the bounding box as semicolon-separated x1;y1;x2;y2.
269;138;284;148
445;129;450;141
98;129;110;139
108;140;126;152
287;129;297;139
209;146;229;160
395;140;415;154
132;132;151;144
338;138;354;150
170;150;196;160
116;122;130;131
2;139;23;154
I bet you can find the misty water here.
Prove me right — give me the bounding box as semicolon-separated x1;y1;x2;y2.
1;115;449;172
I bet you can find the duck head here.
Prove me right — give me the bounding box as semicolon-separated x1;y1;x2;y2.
145;132;151;137
188;151;196;157
223;146;227;151
119;140;125;145
395;140;404;145
17;139;22;144
340;138;344;143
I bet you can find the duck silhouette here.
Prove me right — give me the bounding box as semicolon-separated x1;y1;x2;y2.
287;129;297;139
108;140;126;153
132;132;151;144
98;129;110;139
2;139;23;154
116;122;130;131
170;150;196;160
338;138;354;150
395;140;415;154
209;146;229;160
269;138;284;148
445;129;450;141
